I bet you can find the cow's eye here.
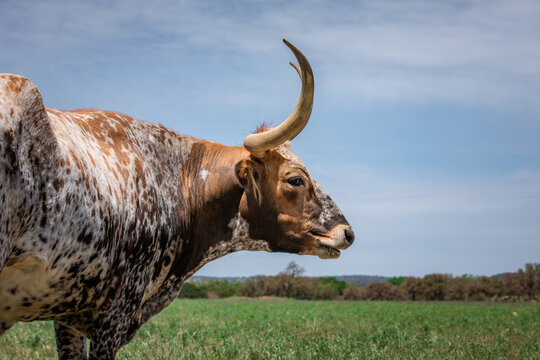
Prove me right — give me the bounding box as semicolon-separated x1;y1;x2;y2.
287;176;305;187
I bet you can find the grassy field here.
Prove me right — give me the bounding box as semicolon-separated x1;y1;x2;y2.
0;299;538;359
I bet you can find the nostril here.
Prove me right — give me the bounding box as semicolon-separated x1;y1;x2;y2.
344;228;355;245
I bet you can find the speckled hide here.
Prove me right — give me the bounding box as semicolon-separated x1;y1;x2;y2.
0;74;354;360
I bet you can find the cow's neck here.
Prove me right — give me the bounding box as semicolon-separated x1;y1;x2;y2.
172;141;268;280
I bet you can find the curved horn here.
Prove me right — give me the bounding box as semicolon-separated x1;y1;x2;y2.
243;39;314;156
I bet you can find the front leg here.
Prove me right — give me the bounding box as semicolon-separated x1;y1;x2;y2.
54;321;88;360
88;312;133;360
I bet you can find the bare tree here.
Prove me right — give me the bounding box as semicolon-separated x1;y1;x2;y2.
283;261;305;277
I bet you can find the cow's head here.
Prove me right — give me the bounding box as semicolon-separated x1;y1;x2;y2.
235;40;354;259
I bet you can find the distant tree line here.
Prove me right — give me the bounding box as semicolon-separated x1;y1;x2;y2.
179;262;540;302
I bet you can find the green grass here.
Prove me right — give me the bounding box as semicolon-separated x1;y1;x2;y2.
1;299;539;359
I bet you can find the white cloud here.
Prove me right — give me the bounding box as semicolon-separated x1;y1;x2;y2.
2;0;539;108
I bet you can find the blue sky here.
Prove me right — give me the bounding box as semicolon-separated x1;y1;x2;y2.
1;0;539;277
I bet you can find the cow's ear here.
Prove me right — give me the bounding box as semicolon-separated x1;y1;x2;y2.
235;159;262;205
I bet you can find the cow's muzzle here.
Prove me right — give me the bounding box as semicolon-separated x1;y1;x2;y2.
314;225;354;259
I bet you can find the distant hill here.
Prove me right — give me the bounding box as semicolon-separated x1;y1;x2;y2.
490;273;510;280
191;274;392;287
333;275;392;287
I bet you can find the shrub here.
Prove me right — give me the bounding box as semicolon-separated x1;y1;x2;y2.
447;277;468;301
468;276;501;300
290;277;319;300
310;279;340;300
388;276;406;286
241;276;268;297
241;275;340;300
502;273;527;297
178;281;208;299
364;282;407;301
417;274;449;301
201;280;244;298
318;277;348;295
401;277;421;301
240;275;293;298
265;274;293;297
342;285;367;300
520;263;540;298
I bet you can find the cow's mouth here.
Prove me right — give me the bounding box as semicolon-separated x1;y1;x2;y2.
316;238;341;259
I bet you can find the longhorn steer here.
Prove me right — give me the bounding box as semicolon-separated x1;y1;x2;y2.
0;40;354;359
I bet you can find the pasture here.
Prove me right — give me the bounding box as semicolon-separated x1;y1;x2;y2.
0;299;538;359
